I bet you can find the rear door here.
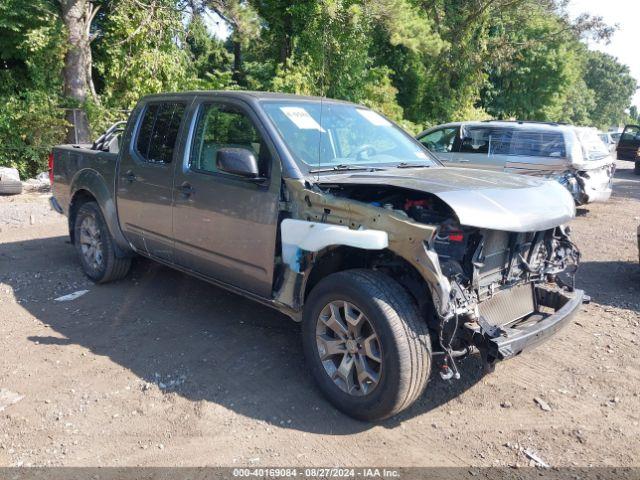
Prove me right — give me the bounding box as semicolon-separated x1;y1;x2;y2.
171;98;280;297
416;127;460;165
617;125;640;160
116;99;189;261
503;129;567;175
456;126;510;170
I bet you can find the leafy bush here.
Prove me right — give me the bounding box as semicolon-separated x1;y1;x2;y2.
0;92;67;179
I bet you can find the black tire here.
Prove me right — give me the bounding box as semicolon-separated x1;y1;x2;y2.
0;178;22;195
302;269;431;421
634;161;640;175
74;201;131;283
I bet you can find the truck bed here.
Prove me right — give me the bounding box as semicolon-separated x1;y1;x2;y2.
51;144;119;217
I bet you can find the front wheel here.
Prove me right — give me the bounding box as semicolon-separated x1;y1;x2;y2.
302;269;431;421
634;161;640;175
74;201;131;283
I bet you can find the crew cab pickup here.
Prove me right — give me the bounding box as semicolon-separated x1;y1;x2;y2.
50;91;584;420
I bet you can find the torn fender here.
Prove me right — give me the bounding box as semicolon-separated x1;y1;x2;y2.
281;219;388;272
274;179;454;320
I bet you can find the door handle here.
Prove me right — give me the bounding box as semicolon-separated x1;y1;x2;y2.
179;182;195;197
458;159;470;163
124;170;136;182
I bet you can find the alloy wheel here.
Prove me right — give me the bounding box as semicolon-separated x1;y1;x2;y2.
79;215;104;271
315;300;382;396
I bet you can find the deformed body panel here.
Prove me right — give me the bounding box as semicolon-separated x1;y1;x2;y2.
315;167;576;232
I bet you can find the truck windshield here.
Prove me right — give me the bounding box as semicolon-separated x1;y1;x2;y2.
261;101;437;170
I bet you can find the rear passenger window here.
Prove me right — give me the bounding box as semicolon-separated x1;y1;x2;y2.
135;103;186;163
509;131;566;158
459;126;566;158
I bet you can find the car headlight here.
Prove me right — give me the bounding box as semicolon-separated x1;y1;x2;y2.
555;172;579;195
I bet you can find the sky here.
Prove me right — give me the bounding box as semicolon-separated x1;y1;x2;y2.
567;0;640;106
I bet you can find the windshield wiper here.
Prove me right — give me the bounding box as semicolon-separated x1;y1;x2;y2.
309;164;386;174
395;162;432;169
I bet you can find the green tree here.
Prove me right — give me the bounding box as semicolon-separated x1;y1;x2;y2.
583;50;637;129
0;0;68;177
92;0;197;111
482;8;585;121
205;0;260;84
185;12;235;89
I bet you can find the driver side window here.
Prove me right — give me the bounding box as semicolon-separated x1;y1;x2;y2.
419;127;458;153
190;103;271;177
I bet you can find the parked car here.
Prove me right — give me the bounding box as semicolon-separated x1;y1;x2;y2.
50;92;584;420
416;121;615;205
598;132;617;154
616;124;640;175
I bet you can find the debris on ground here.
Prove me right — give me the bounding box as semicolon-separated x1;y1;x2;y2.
0;389;24;412
54;290;89;302
22;173;51;193
0;167;20;182
523;449;550;468
534;397;552;412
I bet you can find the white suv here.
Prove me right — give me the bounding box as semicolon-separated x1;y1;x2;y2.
417;120;615;205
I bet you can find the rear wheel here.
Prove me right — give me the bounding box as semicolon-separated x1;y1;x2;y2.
302;269;431;421
74;201;131;283
634;161;640;175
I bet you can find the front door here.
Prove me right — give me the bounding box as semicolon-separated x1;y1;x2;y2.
617;125;640;160
172;99;280;297
116;100;189;261
455;126;510;170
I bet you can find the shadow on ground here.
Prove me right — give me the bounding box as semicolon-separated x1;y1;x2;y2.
612;162;640;201
2;234;486;435
576;260;640;311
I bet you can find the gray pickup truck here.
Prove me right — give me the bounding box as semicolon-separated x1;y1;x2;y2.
51;91;585;420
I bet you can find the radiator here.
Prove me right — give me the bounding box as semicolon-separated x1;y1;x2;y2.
478;283;535;327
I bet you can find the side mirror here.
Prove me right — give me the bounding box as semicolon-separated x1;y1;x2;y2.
216;147;260;178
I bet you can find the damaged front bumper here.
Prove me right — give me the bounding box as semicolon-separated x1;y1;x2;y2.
470;286;585;362
559;162;614;205
575;166;614;204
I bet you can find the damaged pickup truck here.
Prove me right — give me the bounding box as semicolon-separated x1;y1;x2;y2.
50;92;585;420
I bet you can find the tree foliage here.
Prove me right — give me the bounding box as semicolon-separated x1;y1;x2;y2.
583;50;638;129
0;0;637;176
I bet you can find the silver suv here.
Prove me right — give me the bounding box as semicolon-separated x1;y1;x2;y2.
417;121;615;205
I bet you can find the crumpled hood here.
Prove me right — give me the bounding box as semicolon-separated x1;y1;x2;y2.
317;167;576;232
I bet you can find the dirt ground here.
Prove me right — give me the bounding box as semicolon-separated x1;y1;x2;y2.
0;161;639;468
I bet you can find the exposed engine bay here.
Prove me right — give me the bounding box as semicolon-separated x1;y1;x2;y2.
280;179;582;381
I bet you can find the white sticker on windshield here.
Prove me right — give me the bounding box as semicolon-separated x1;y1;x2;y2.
356;109;391;127
280;107;323;131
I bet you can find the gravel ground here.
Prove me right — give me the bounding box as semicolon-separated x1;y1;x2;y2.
0;161;638;468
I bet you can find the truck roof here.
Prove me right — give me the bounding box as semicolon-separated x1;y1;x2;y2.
139;90;356;105
418;120;582;136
